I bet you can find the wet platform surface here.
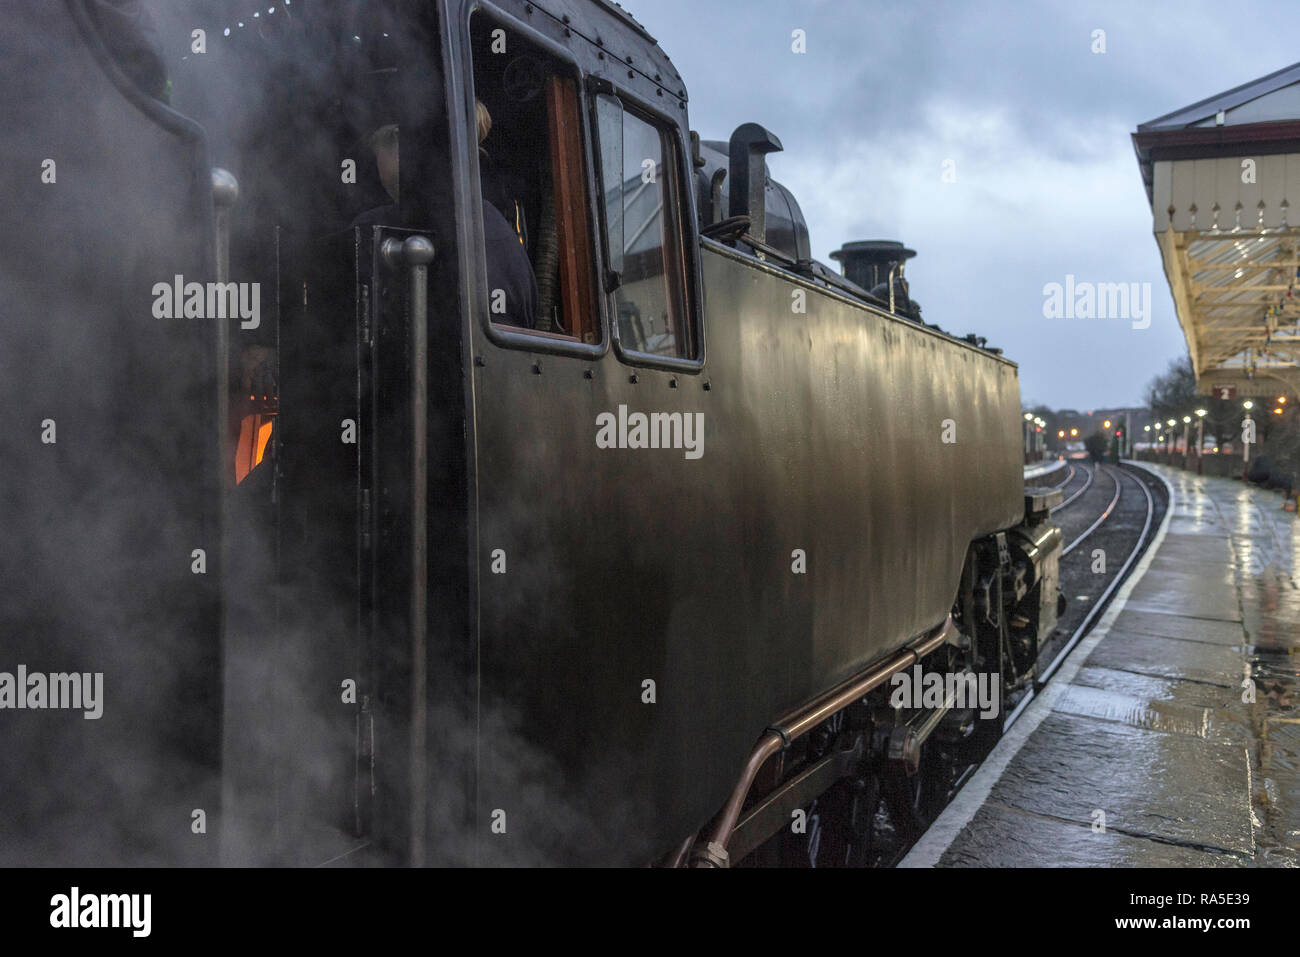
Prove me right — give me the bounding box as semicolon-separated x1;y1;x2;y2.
904;464;1300;867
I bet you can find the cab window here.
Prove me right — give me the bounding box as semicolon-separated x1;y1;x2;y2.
469;14;600;345
594;95;694;361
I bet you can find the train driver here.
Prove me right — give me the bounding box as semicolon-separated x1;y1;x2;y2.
354;100;538;330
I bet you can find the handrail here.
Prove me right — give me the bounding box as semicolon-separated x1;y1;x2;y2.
381;233;436;867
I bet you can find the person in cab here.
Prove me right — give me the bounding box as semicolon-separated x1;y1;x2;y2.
354;100;538;330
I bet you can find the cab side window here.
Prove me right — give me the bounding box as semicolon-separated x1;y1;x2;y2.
470;14;600;344
595;95;694;361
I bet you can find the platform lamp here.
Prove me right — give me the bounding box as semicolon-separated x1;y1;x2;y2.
1195;409;1207;474
1242;400;1255;477
1166;418;1177;459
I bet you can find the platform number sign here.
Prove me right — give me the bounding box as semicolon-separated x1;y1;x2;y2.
1214;386;1237;400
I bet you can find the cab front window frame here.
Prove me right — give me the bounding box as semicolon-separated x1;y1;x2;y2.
589;83;703;373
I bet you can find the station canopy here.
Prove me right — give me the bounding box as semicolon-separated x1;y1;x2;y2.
1134;62;1300;399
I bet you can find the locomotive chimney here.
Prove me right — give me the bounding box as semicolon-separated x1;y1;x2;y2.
829;240;917;293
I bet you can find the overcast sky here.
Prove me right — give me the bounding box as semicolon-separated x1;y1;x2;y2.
626;0;1300;411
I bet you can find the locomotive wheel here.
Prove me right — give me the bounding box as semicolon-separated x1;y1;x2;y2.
815;775;883;868
882;743;950;840
781;775;883;868
971;641;1010;755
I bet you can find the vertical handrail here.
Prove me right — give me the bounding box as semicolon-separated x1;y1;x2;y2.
211;168;237;864
212;168;239;490
382;234;436;867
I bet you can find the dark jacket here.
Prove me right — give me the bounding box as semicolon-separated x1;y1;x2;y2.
350;200;538;330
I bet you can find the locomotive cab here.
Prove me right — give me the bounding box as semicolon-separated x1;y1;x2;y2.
184;0;715;865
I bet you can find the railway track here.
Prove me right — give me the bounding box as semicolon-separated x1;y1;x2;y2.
1051;461;1095;512
1048;463;1076;492
1037;463;1162;682
1060;467;1121;557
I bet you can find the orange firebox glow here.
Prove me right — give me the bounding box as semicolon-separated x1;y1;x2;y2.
235;414;275;484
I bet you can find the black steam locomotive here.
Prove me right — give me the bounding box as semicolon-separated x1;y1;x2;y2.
0;0;1060;866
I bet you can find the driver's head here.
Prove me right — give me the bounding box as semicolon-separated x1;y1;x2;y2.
368;100;493;205
369;123;400;203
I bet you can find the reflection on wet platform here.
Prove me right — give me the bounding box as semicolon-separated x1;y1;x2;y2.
910;464;1300;867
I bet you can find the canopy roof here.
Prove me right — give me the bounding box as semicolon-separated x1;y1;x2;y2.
1135;64;1300;397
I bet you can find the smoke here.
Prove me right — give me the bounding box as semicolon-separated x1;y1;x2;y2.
0;0;655;868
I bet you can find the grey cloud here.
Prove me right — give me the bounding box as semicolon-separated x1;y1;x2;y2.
632;0;1297;407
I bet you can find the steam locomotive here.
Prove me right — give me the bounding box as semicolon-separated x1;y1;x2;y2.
0;0;1061;866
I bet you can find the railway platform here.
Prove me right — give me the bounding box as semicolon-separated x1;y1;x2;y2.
903;463;1300;867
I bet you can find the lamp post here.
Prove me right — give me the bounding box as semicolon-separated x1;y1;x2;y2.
1195;409;1207;474
1181;415;1191;468
1166;419;1177;463
1243;400;1254;478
